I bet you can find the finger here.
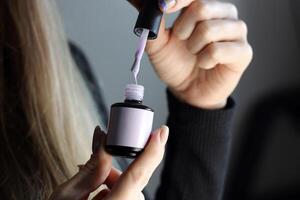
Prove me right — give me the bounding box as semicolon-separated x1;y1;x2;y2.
139;192;146;200
50;127;112;200
187;19;247;54
196;41;253;72
104;168;146;200
92;189;111;200
158;0;194;13
104;168;121;189
109;126;169;199
174;1;238;40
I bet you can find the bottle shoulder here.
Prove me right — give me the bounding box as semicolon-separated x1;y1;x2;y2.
111;102;154;112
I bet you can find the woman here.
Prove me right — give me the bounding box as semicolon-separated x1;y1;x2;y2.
0;0;252;199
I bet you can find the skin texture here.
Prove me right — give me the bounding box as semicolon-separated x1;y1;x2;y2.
51;0;253;199
50;126;169;200
130;0;253;109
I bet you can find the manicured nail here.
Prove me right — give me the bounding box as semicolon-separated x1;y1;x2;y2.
159;125;169;145
158;0;176;12
92;126;102;154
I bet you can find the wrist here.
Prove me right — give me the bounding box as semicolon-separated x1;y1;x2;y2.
169;88;227;110
195;100;227;110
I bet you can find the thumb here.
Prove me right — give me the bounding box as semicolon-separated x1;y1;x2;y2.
108;126;169;199
50;127;112;200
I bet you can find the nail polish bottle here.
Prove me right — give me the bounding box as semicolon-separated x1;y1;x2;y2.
105;84;154;158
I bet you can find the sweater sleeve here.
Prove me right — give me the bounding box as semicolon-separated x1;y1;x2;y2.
155;90;235;200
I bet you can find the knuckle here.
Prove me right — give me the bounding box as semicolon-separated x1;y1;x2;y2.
197;21;212;41
140;177;151;190
195;1;210;20
206;43;220;60
128;167;149;186
99;156;111;170
97;157;111;175
139;193;146;200
148;144;165;161
127;154;164;188
228;3;238;18
245;43;254;60
84;155;111;180
50;184;69;200
239;43;253;70
237;20;248;35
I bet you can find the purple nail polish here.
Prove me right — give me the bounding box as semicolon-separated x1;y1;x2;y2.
158;0;168;12
159;0;176;12
105;84;154;158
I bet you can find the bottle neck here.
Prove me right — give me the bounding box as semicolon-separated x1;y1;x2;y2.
124;99;143;104
125;84;144;102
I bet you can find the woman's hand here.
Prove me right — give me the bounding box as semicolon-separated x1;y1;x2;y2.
50;125;169;200
129;0;253;109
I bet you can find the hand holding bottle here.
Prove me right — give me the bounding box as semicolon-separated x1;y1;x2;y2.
50;126;169;200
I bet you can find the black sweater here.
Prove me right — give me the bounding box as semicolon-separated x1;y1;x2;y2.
156;92;234;200
71;43;235;200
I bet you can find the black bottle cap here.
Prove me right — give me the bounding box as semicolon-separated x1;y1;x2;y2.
134;0;163;40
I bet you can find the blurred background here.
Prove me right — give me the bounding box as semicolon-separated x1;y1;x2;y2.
56;0;300;199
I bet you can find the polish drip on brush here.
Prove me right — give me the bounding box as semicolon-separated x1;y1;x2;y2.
131;28;149;84
131;0;163;84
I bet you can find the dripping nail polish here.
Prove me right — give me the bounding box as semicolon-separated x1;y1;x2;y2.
105;84;154;158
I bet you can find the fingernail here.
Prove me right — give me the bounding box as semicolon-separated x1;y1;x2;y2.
159;125;169;145
158;0;176;12
92;126;102;154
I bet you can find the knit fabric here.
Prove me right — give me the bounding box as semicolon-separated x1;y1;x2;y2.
155;90;235;200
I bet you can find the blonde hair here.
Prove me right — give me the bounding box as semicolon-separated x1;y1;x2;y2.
0;0;101;199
